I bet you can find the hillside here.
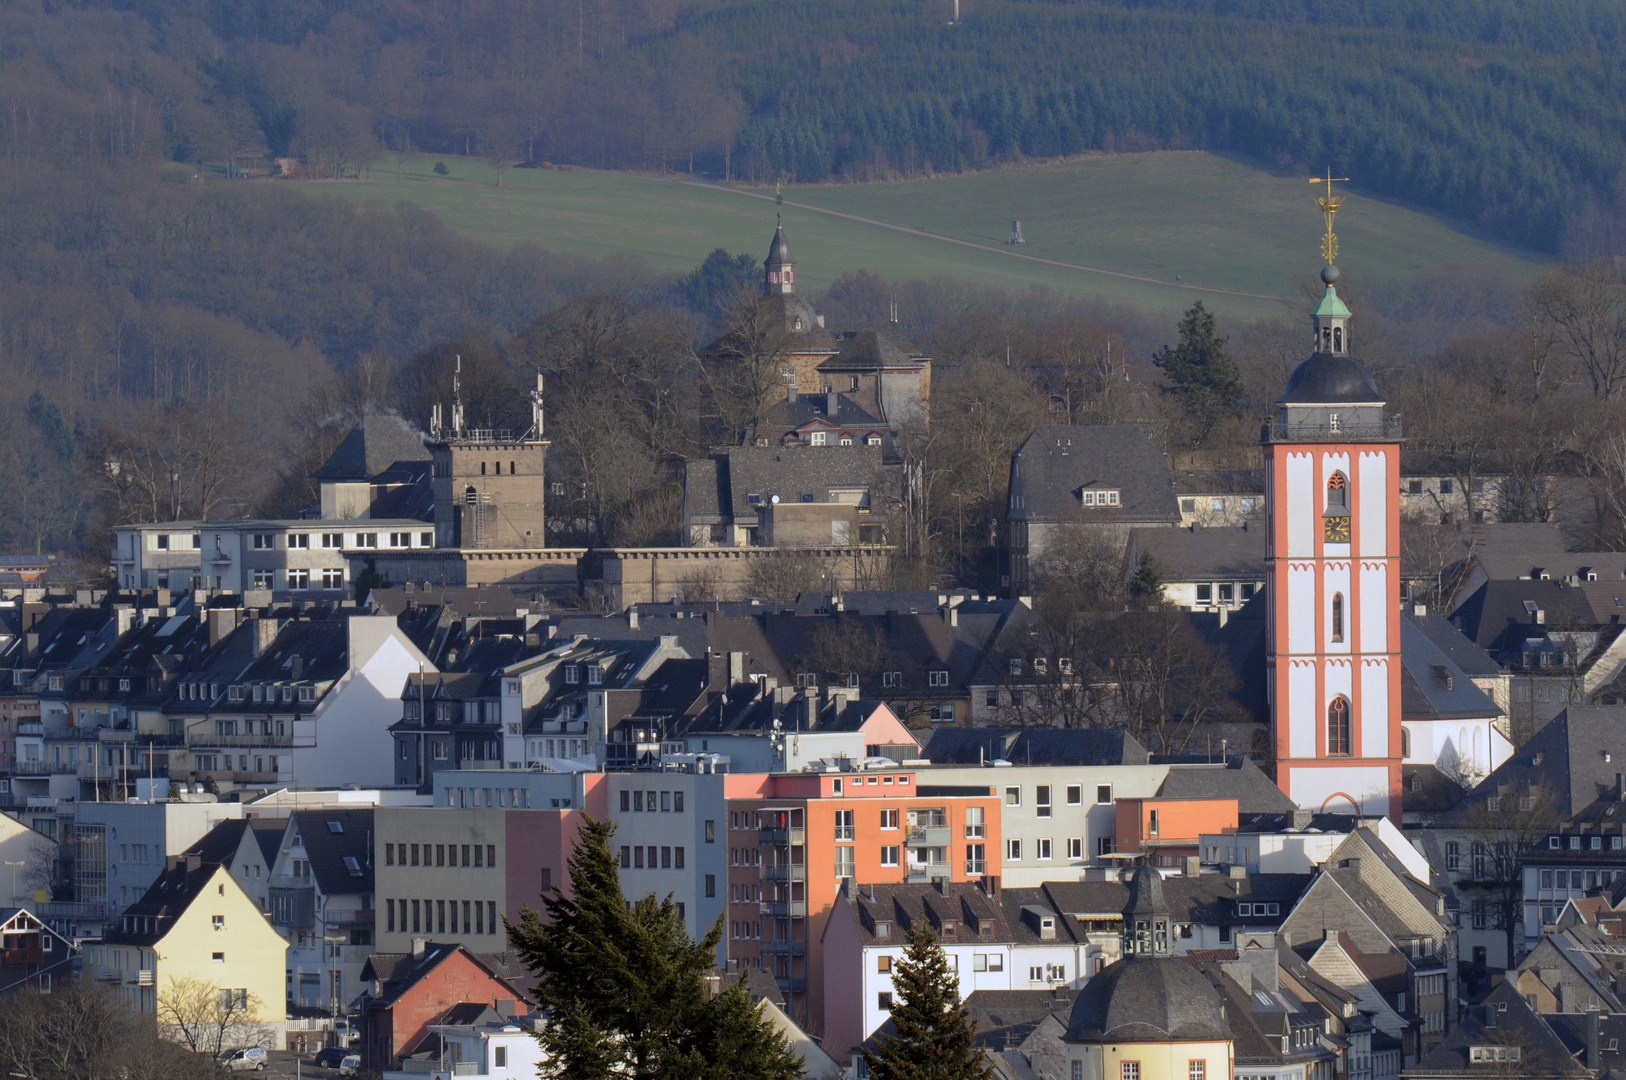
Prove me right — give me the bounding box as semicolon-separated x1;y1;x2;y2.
12;0;1626;252
308;152;1543;320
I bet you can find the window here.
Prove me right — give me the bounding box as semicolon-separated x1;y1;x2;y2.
883;671;902;688
1005;787;1021;807
1067;784;1081;805
1331;592;1344;642
878;992;892;1011
835;810;854;840
880;846;899;866
1037;838;1052;860
1007;839;1021;861
1097;784;1113;804
252;570;274;589
288;569;310;589
1446;842;1460;871
964;807;984;838
835;848;855;879
881;809;899;830
1068;837;1083;859
251;533;275;550
321;568;343;589
1073;1065;1084;1080
705;820;715;842
928;670;949;687
1327;696;1352;755
1121;1063;1140;1080
1036;786;1051;817
212;952;224;963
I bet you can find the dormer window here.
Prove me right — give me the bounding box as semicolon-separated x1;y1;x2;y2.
587;666;603;686
1081;488;1120;507
564;666;580;685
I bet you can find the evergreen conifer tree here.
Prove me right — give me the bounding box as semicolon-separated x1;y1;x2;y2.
863;923;991;1080
507;815;800;1080
1153;301;1243;447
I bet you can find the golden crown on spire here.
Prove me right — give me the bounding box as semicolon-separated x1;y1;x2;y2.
1309;169;1349;265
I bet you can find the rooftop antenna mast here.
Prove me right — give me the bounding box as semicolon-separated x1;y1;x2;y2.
530;372;546;439
451;354;465;437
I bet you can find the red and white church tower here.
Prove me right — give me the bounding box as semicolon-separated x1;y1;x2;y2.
1264;186;1403;817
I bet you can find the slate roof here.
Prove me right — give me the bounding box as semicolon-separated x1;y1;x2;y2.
1156;757;1298;815
1402;766;1468;814
1405;980;1588;1077
1063;954;1231;1043
963;989;1078;1050
289;809;374;896
1198;958;1332;1070
1007;425;1179;525
1038;874;1310;930
1450;579;1599;650
1278;351;1382;405
100;860;226;947
229;617;350;711
313;413;430;481
182;818;255;868
724;444;889;522
1409;609;1503;678
1445;707;1626;820
818;329;927;371
1128;525;1265;581
1399;619;1503;721
921;727;1151;767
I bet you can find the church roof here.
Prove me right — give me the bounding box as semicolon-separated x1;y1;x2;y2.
1063;955;1231;1044
1278;353;1382;405
767;224;792;267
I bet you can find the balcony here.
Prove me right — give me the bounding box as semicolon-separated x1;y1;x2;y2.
322;909;375;927
1264;412;1403;443
759;863;806;884
759;899;807;919
759;938;807;957
11;761;53;775
758;826;805;847
772;976;807;995
193;733;295;748
40;900;106;920
136;969;155;986
17;722;42;736
965;860;986;876
905;826;951;847
905;865;949;884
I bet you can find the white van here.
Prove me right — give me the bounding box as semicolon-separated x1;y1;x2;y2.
219;1046;268;1071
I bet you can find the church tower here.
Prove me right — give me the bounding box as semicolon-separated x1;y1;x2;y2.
764;222;796;295
1264;177;1403;817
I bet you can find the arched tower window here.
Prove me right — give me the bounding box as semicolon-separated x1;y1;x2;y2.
1331;592;1345;642
1328;696;1352;756
1401;726;1412;758
480;461;487;476
464;486;478;505
1327;472;1348;510
1334;326;1344;352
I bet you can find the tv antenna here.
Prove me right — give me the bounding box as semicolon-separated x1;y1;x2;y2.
1309;169;1350;265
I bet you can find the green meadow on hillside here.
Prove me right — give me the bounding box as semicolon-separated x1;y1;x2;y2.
307;152;1544;320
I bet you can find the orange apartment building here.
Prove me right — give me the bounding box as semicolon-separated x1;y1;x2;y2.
1113;796;1239;866
721;768;1001;1035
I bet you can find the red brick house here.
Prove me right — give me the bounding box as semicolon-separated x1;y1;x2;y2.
357;941;529;1071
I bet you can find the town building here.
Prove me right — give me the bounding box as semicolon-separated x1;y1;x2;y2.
0;908;74;993
1127;525;1265;615
1005;425;1181;593
357;941;529;1072
86;856;288;1048
266;809;376;1013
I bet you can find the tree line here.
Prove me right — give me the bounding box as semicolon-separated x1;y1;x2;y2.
5;0;1626;250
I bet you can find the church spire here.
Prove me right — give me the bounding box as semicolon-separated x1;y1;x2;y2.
1309;170;1352;356
764;222;795;296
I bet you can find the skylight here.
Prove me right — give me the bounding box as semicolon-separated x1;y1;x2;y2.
326;820;343;834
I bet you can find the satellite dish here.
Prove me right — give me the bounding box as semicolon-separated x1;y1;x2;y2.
770;494;780;504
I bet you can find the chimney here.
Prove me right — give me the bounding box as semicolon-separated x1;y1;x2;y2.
496;998;516;1020
411;937;426;956
628;607;640;631
249;615;278;658
209;608;240;648
1184;855;1201;877
1536;607;1546;625
1413;603;1428;617
729;652;745;685
290;654;304;681
827;390;839;418
1588;1009;1602;1071
1292;808;1312;829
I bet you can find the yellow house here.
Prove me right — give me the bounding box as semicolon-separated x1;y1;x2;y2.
86;855;288;1051
1063;867;1233;1080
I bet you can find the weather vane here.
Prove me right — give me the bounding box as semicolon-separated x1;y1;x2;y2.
1309;169;1349;265
775;180;783;225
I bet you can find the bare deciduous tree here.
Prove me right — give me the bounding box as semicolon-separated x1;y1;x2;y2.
157;976;274;1058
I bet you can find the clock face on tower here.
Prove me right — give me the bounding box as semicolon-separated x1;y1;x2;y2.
1324;515;1351;543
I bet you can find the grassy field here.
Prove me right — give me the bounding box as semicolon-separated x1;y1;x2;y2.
301;152;1545;321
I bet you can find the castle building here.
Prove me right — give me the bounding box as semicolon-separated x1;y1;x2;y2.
1264;256;1403;817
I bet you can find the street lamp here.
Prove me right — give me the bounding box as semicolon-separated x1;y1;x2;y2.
323;933;347;1043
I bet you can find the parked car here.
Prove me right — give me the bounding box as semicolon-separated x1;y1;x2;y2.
332;1018;358;1045
314;1047;361;1074
218;1047;268;1071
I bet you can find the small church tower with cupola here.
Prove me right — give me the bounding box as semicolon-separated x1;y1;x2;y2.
765;222;796;295
1263;175;1403;818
